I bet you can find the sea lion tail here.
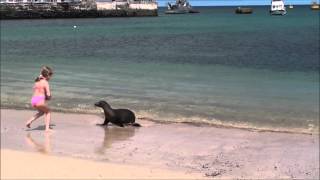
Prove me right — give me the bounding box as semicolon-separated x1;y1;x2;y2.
132;123;141;127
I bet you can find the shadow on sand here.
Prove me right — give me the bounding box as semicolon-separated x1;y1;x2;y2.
25;124;56;131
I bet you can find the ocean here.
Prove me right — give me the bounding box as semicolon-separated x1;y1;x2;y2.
1;6;319;134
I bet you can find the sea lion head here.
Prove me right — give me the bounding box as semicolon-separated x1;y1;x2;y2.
94;100;111;109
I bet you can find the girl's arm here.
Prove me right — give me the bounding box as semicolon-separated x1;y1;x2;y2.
44;81;51;100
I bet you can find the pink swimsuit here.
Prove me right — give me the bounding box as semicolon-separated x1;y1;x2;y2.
31;96;45;106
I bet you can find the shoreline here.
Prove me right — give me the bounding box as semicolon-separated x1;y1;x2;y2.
1;108;319;179
1;106;317;135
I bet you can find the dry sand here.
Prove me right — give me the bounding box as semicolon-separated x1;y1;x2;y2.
1;149;201;179
1;108;319;179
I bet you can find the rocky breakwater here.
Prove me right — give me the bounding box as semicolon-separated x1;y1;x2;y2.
0;0;158;19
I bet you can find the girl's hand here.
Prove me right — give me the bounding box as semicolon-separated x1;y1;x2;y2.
45;95;51;100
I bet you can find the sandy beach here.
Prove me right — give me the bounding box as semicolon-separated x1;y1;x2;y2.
1;149;201;179
1;108;319;179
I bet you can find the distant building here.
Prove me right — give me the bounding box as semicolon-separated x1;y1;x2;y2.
0;0;79;3
96;0;157;11
0;0;156;5
0;0;158;18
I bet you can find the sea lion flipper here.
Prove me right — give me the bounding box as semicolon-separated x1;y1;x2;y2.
132;123;141;127
96;123;106;126
103;119;110;126
113;122;124;127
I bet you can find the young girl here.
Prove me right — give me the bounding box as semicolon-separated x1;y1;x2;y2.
26;66;53;132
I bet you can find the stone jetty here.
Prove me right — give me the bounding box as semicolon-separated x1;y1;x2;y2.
0;0;158;19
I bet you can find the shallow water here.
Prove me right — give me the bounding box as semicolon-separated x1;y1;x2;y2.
1;6;319;133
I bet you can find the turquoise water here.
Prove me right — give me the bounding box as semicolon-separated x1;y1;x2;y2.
1;6;319;133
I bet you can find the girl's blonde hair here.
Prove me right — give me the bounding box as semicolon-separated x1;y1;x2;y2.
35;66;53;82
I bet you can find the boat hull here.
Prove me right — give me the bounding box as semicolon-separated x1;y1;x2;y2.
188;9;199;13
165;8;199;14
270;10;287;15
165;9;188;14
311;5;320;10
235;8;253;14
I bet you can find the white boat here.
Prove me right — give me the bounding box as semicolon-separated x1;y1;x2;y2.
165;0;199;14
270;0;287;15
311;1;320;10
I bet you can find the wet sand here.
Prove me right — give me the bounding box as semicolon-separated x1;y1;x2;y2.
1;108;319;179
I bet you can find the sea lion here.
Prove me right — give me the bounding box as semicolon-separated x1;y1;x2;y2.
94;100;141;127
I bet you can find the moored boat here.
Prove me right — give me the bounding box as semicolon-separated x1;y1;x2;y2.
310;1;320;10
270;0;287;15
165;0;199;14
235;7;253;14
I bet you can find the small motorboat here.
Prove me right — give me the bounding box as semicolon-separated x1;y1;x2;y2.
235;7;253;14
311;1;320;10
165;0;199;14
270;0;287;15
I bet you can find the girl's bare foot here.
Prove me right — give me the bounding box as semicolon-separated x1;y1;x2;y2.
26;123;31;128
45;129;54;133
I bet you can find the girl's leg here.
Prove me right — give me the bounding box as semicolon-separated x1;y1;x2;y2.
26;111;44;128
35;105;52;132
45;111;51;132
